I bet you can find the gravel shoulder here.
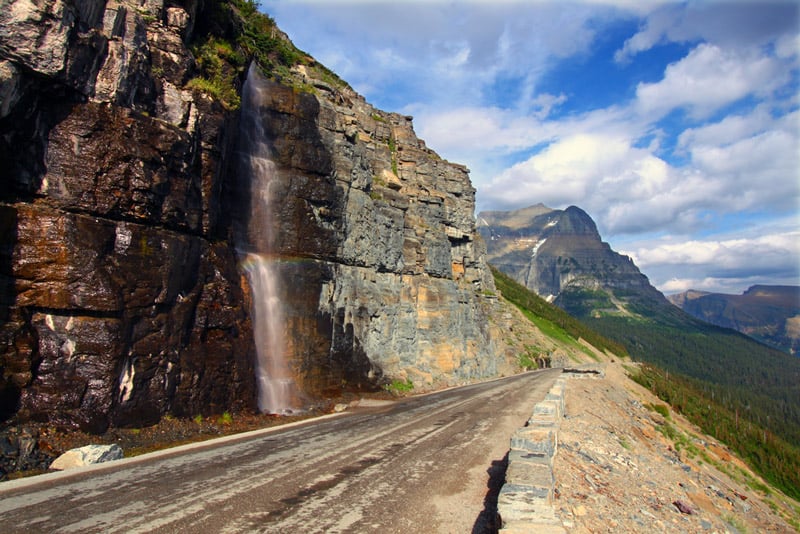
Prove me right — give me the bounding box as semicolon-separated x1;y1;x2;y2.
554;362;799;533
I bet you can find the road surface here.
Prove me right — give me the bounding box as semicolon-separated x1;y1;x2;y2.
0;369;561;533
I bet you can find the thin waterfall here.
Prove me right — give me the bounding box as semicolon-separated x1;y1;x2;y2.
238;63;301;414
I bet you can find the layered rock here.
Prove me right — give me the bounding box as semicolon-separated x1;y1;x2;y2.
1;0;256;431
1;0;508;431
234;66;503;397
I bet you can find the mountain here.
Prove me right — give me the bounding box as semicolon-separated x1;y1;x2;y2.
0;0;530;431
477;204;666;314
668;286;800;355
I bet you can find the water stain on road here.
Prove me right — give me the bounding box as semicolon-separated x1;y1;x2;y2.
264;455;383;523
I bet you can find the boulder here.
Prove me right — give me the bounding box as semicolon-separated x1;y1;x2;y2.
50;444;124;471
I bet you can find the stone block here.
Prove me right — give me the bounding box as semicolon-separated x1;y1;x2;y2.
527;411;559;428
545;389;565;415
497;484;562;525
528;399;563;427
505;456;554;496
533;399;562;419
507;447;553;470
509;428;557;463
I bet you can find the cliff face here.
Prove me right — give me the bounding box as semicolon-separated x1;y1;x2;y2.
0;0;505;431
1;0;257;431
234;66;502;399
478;204;666;315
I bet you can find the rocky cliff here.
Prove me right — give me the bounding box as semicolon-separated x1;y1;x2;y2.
478;204;666;315
0;0;508;432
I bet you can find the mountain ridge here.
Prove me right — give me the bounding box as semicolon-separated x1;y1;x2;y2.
668;285;800;355
477;203;664;308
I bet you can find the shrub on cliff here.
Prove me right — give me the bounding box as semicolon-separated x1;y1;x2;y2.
186;0;348;109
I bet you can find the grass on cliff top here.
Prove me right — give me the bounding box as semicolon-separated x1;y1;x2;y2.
186;0;349;109
231;0;349;87
490;266;629;359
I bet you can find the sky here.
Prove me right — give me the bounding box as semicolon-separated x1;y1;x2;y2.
260;0;800;295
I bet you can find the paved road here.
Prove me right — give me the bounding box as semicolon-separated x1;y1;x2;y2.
0;369;561;533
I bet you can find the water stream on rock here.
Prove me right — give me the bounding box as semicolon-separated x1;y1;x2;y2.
238;64;301;414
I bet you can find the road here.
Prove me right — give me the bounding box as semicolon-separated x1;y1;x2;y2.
0;369;561;533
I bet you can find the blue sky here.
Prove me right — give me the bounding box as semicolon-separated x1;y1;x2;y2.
260;0;800;295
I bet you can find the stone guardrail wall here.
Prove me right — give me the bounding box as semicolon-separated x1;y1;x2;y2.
497;375;567;533
497;366;605;532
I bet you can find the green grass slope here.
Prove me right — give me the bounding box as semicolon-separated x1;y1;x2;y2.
491;266;629;359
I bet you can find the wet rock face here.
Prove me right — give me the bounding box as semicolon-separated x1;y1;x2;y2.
42;102;203;233
0;0;257;432
2;202;256;432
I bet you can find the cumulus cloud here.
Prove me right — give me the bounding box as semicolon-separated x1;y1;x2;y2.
480;132;720;235
410;105;563;163
615;1;800;62
679;108;800;213
263;0;610;110
635;44;788;120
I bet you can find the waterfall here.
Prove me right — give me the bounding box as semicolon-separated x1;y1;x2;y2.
238;63;302;414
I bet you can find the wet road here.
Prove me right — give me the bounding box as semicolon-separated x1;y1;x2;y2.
0;369;561;533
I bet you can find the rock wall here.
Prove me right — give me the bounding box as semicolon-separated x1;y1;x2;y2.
233;64;503;398
0;0;507;431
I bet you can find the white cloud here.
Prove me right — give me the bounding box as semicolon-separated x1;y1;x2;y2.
620;221;800;294
635;44;787;120
629;234;797;268
411;106;548;154
263;0;612;111
528;93;568;119
677;105;774;149
775;32;800;60
476;94;798;238
614;3;682;63
480;133;684;231
679;108;800;213
615;1;800;62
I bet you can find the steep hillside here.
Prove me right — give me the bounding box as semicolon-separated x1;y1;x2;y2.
489;266;629;361
556;361;800;531
669;286;800;355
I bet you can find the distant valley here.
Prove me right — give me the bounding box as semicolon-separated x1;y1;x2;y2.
669;286;800;355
